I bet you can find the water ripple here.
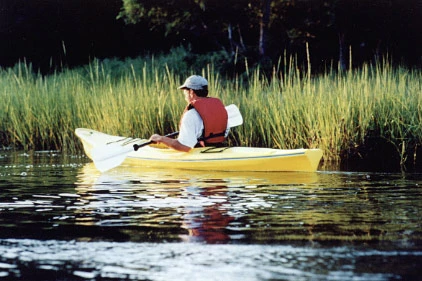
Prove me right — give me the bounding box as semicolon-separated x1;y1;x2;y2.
1;239;421;281
0;153;421;280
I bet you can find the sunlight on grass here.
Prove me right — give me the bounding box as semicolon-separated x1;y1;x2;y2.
1;55;421;166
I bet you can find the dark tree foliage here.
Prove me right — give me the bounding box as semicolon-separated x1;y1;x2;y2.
0;0;161;72
0;0;420;74
334;0;422;67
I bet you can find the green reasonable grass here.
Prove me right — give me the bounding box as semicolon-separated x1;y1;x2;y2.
1;55;421;167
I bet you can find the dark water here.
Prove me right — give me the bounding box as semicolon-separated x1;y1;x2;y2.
0;151;421;280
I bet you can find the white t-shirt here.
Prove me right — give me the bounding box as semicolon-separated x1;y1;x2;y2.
177;109;230;148
177;109;204;148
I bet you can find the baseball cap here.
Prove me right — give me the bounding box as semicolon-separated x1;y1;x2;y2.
178;75;208;90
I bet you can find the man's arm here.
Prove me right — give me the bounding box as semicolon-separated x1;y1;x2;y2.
150;134;192;152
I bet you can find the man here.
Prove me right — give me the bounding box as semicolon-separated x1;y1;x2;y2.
149;75;228;152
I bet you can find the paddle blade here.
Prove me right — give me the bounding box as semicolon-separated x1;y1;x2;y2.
91;144;134;172
93;155;127;172
226;104;243;128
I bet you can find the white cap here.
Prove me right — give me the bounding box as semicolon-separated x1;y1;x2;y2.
178;75;208;90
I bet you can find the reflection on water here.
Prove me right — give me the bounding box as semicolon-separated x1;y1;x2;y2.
1;239;421;281
0;151;421;280
71;164;325;244
72;163;422;244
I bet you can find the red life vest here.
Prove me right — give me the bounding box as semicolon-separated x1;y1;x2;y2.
183;97;228;146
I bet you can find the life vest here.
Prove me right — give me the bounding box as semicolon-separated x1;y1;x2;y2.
184;97;228;146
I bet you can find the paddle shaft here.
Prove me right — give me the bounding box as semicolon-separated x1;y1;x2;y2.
133;131;179;151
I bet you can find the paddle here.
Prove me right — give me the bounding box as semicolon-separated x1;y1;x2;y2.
91;104;243;172
133;131;179;151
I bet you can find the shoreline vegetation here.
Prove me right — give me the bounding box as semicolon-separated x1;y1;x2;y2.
1;50;421;172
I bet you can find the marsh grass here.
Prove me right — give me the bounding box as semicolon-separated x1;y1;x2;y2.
1;55;421;168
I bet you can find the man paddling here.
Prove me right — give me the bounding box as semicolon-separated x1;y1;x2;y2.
149;75;228;152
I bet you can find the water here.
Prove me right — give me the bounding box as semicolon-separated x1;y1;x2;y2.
0;151;421;280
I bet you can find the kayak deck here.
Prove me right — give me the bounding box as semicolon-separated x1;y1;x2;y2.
75;128;323;172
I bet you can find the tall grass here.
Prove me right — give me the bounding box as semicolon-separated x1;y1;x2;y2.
1;54;421;167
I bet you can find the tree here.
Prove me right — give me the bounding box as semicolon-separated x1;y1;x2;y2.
259;0;272;57
118;0;275;57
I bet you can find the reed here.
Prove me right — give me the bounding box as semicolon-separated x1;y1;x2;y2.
1;55;421;166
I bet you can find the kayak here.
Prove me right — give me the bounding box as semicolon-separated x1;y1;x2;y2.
76;128;322;172
75;128;323;172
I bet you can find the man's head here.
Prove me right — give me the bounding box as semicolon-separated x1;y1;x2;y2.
178;75;208;97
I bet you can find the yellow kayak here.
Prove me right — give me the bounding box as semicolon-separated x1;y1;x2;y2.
75;128;323;172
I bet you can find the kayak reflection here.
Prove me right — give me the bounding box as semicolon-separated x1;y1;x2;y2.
75;163;320;243
179;185;234;243
77;163;320;186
